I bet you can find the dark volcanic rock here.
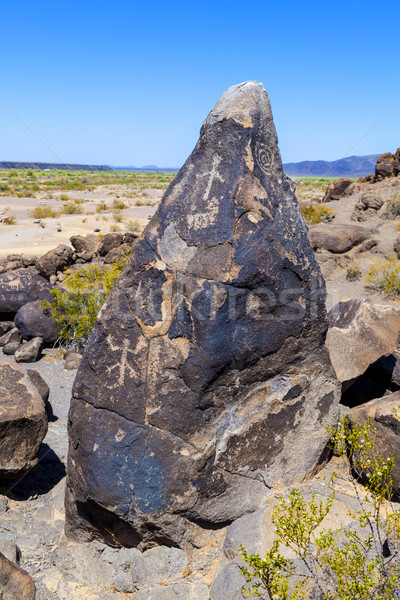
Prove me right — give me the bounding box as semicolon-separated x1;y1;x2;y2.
0;269;53;314
70;234;100;255
309;224;369;253
66;81;340;549
375;151;400;179
0;327;21;348
35;244;73;279
98;233;123;256
14;337;43;363
322;178;354;202
0;551;36;599
15;300;58;343
0;361;47;479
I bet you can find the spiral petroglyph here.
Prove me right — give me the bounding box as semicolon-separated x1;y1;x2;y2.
254;141;274;174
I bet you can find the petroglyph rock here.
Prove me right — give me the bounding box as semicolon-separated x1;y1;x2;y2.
66;81;340;549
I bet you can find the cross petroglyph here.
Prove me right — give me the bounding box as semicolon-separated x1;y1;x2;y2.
105;336;139;389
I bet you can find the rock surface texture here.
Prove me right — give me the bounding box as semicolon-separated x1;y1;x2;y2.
326;298;400;383
66;81;340;549
0;269;53;315
0;361;47;479
0;551;36;599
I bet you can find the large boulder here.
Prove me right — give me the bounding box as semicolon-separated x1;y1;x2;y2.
326;298;400;384
351;191;384;221
70;234;100;255
98;233;123;256
0;269;53;314
35;244;73;280
375;150;400;179
66;81;340;549
322;178;354;202
14;300;58;344
0;361;48;478
309;223;369;253
0;551;36;599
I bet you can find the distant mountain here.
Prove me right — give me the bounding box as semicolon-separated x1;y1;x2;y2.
110;165;179;172
0;161;111;171
283;155;379;178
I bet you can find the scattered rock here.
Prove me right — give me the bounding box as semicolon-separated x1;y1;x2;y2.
309;224;369;253
0;322;14;336
0;255;36;276
0;551;36;599
63;352;82;370
14;337;44;363
0;328;21;348
0;269;53;314
0;361;47;478
98;233;123;257
326;298;400;383
2;342;21;356
123;232;139;245
322;178;354;202
70;234;100;255
0;539;20;565
375;149;400;180
351;192;384;221
35;244;73;279
66;81;340;549
357;238;378;253
27;369;53;421
394;236;400;259
14;300;58;344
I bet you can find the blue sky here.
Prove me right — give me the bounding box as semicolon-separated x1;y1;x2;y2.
1;0;399;166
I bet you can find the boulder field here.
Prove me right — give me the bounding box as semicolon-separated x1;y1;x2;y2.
65;81;341;549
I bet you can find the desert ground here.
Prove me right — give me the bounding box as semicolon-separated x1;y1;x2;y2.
0;169;174;256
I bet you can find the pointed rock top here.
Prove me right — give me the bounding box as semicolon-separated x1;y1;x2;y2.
204;81;271;127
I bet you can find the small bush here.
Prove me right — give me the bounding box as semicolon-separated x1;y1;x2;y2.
59;194;69;201
96;201;108;213
346;260;361;280
300;203;334;225
383;194;400;219
31;206;59;219
366;258;400;297
126;219;141;232
61;201;83;215
42;255;129;345
1;215;16;225
241;416;400;599
112;199;127;210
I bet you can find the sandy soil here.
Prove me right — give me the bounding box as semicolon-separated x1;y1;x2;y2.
0;186;162;256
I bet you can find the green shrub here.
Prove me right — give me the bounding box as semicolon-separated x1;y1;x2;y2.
1;215;16;225
112;199;127;210
300;203;334;225
61;201;83;215
31;206;59;219
366;258;400;298
42;256;129;345
240;416;400;599
346;260;362;281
